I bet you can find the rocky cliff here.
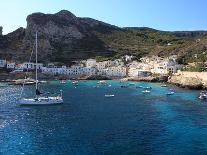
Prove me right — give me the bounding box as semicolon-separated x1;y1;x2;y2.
1;10;207;64
0;10;119;63
168;71;207;89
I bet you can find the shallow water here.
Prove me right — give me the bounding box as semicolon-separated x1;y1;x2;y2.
0;80;207;155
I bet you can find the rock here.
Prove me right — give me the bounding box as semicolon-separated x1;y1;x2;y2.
130;76;159;82
168;75;203;89
86;75;111;80
0;10;118;63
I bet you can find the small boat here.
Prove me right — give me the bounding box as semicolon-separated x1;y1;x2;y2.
136;86;143;88
60;80;66;84
121;85;128;88
97;80;107;85
166;91;175;95
143;86;152;89
161;84;167;87
199;91;207;100
72;81;78;84
142;90;151;93
105;94;115;97
129;83;135;86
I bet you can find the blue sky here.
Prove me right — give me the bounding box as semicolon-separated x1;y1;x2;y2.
0;0;207;34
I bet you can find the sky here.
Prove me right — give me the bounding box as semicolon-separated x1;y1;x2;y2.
0;0;207;34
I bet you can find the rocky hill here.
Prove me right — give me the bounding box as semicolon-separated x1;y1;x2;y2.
1;10;207;64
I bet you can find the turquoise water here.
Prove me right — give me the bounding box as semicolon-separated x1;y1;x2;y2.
0;80;207;155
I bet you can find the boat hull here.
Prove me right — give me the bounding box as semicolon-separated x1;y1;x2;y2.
19;97;63;105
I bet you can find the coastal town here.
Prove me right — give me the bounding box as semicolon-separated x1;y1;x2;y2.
0;55;181;79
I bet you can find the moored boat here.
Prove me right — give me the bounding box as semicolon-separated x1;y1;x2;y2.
199;91;207;100
19;32;63;106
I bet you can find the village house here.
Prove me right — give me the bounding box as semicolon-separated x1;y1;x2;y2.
128;61;152;77
0;59;6;68
86;59;96;67
105;66;127;77
6;62;16;69
23;62;43;70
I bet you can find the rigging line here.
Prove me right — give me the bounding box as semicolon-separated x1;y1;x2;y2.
19;41;36;98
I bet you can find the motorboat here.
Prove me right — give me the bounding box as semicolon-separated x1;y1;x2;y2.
60;80;66;84
136;86;143;88
142;90;151;93
166;91;175;95
161;84;167;87
105;94;115;97
121;85;128;88
97;80;107;85
143;86;152;89
199;91;207;100
72;81;78;84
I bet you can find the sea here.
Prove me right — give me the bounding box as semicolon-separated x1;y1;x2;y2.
0;80;207;155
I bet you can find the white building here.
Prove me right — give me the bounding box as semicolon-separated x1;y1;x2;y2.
86;59;96;67
7;62;16;69
23;62;43;70
123;55;133;62
0;59;6;67
151;60;178;75
128;61;152;77
82;67;96;76
105;66;127;77
23;62;34;69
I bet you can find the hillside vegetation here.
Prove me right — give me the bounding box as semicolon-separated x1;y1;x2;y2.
94;27;207;63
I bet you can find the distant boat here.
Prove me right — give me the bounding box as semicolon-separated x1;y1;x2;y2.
142;90;151;93
60;80;66;84
161;84;167;87
166;91;175;95
19;32;63;105
72;81;78;84
129;83;135;86
143;86;152;89
121;85;128;88
105;94;115;97
136;86;143;88
199;91;207;100
97;80;107;85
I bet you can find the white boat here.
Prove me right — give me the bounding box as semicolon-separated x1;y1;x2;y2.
161;84;167;87
166;91;175;95
72;81;78;84
199;91;207;100
143;86;152;89
19;32;63;105
142;90;151;93
60;80;66;84
19;93;63;105
105;94;115;97
97;80;107;85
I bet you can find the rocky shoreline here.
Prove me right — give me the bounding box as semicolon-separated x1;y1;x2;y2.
167;72;207;90
1;71;207;90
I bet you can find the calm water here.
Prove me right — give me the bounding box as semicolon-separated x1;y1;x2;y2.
0;80;207;155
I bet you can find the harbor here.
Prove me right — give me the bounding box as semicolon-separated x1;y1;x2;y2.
0;80;207;154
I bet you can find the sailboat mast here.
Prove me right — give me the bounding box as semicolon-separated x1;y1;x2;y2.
35;32;38;90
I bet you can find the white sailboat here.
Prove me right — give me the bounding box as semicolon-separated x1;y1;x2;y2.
19;32;63;105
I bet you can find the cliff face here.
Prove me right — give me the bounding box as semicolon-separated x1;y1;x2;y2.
0;10;118;63
168;71;207;89
1;10;207;64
